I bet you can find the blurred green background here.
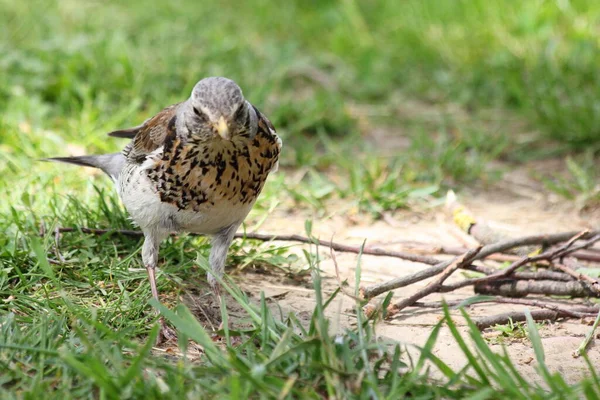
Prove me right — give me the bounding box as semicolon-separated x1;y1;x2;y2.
2;0;600;212
2;1;600;396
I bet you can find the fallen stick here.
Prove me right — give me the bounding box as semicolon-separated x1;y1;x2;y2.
383;233;593;318
440;231;595;293
386;246;483;317
49;226;600;272
474;280;597;298
572;250;600;263
412;297;600;316
554;258;600;294
361;230;600;299
397;243;521;263
554;234;600;259
464;263;574;281
405;243;600;263
473;309;598;330
446;190;537;256
49;227;442;266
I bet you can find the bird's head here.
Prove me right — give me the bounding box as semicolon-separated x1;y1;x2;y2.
185;77;256;142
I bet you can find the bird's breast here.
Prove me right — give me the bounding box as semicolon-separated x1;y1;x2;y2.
123;130;280;232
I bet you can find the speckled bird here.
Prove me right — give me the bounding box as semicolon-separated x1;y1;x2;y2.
46;77;282;340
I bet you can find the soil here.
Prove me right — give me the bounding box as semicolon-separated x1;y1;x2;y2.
177;161;600;385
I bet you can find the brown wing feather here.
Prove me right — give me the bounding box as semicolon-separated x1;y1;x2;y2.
109;103;181;140
108;125;143;139
118;103;182;163
252;106;282;168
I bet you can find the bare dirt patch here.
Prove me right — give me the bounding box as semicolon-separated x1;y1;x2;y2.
197;173;600;384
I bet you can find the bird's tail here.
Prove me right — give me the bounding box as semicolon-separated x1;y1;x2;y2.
42;153;126;182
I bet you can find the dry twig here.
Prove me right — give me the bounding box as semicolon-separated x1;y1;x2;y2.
361;230;600;299
474;280;596;298
382;232;596;319
50;227;442;266
473;309;596;330
385;246;483;317
446;190;537;256
440;231;593;293
50;226;600;266
554;258;600;294
402;242;600;263
412;297;600;317
462;263;573;281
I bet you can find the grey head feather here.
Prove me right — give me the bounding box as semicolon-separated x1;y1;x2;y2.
190;77;244;120
179;77;256;141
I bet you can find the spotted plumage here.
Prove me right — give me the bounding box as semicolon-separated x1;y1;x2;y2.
141;112;278;213
45;77;282;341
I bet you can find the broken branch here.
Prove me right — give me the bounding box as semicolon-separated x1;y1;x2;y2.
474;280;597;298
386;246;483;317
474;309;597;330
441;231;594;293
554;258;600;294
412;297;600;317
49;226;442;266
361;230;600;299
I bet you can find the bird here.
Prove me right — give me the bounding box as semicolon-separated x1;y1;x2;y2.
45;77;282;341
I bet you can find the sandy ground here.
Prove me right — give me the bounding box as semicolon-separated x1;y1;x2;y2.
178;164;600;385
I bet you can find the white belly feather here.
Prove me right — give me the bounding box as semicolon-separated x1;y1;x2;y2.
118;164;252;235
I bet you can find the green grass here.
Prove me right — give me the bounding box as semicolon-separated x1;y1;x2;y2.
4;0;600;148
3;234;600;398
487;319;545;345
540;153;600;210
3;0;600;213
2;0;600;397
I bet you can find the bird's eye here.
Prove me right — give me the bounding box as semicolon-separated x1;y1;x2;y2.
192;107;208;122
233;103;247;122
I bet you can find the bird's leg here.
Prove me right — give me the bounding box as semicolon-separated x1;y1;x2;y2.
142;232;176;344
208;225;238;331
210;282;224;332
147;266;160;300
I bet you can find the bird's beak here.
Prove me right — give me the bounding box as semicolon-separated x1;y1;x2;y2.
214;116;231;140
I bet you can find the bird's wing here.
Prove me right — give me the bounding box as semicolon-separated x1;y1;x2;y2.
108;103;181;140
251;105;282;173
107;123;146;139
115;103;182;163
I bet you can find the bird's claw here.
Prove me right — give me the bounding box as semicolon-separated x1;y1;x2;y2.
156;317;177;345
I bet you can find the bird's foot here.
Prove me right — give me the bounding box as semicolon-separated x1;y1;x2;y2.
211;282;222;304
156;317;177;345
209;284;231;336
